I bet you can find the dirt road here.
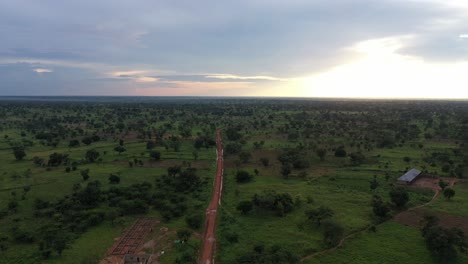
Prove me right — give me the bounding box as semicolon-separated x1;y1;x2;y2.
199;129;224;264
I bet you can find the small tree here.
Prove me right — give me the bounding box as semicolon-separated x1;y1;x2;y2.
443;188;455;200
177;229;191;242
114;145;126;155
146;141;156;150
322;219;344;248
349;152;365;166
81;137;93;146
389;187;409;208
305;206;334;226
260;157;269;167
80;169;90;181
281;163;292;179
108;174;120;184
371;195;390;218
369;175;379;191
13;147;26;161
334;147;347;157
316;148;327;161
236;170;253;183
237;201;253;215
85;149;100;163
438;180;449;190
186;213;203;229
68;139;80;147
150;150;161;161
239;151;252;163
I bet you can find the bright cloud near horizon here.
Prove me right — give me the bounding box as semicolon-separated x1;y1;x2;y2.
1;0;468;98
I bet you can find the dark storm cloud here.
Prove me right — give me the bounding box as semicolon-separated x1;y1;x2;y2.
0;0;467;95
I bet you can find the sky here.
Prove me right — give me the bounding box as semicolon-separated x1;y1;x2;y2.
0;0;468;98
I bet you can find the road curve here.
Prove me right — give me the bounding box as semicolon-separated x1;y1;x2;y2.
199;129;224;264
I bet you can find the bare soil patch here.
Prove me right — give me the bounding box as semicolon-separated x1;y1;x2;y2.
394;208;468;234
411;177;441;191
108;218;159;256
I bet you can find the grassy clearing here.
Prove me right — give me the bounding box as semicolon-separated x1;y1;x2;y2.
305;221;468;264
427;182;468;217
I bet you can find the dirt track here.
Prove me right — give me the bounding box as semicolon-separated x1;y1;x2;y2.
199;129;224;264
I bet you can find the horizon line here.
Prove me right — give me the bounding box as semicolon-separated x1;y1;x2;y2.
0;95;467;101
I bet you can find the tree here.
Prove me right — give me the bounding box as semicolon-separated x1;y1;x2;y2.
177;229;191;242
316;148;327;161
421;215;466;261
237;201;253;215
369;175;379;191
444;187;455;200
33;156;44;166
8;200;18;212
47;152;68;166
85;149;100;163
225;142;242;155
236;170;253;183
146;141;156;150
114;145;126;155
13;147;26;161
68;139;80;147
334;147;347;157
349;152;365;166
81;137;93;146
150;150;161;161
305;206;334;226
252;190;295;216
108;174;120;184
186;213;203;229
260;157;269;167
438;180;449;190
281;163;292;179
226;127;242;141
322;219;344;248
371;195;390;218
389;187;409;208
239;151;252;163
80;169;90;181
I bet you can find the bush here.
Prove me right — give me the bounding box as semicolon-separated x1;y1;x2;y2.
186;213;203;229
389;187;409;208
236;170;253;183
322;219;344;248
237;201;253;214
334;147;347;157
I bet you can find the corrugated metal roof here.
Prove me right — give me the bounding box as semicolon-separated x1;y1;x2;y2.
398;169;421;182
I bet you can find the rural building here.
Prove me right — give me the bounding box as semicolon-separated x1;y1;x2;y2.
122;254;152;264
397;169;422;184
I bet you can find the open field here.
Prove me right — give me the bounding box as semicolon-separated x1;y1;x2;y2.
0;98;467;263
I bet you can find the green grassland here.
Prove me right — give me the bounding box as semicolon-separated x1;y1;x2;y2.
306;221;468;264
0;98;467;263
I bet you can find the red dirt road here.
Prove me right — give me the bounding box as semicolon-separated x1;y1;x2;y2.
199;129;224;264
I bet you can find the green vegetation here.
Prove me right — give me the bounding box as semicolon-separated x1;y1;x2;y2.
0;98;467;263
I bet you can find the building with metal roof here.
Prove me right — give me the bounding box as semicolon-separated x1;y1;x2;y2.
397;169;422;184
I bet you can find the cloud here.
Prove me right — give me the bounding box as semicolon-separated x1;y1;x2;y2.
112;70;146;77
33;68;53;73
136;76;159;83
1;0;468;97
205;74;288;81
297;37;468;99
460;34;468;38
